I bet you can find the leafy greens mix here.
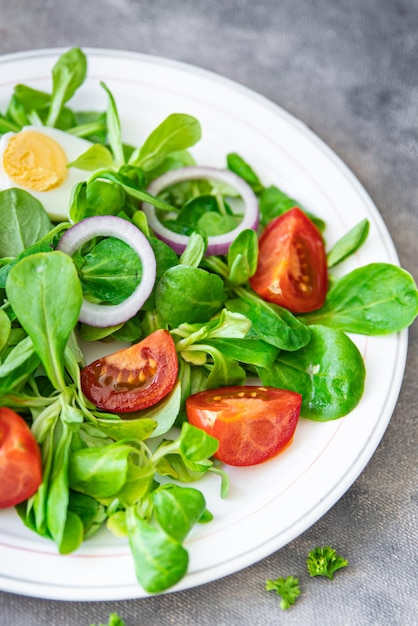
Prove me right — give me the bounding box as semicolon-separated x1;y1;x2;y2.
0;48;417;594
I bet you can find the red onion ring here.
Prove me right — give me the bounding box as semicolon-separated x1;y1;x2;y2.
56;216;156;327
142;166;259;255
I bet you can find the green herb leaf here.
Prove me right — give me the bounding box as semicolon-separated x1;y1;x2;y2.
0;189;51;257
259;185;325;231
265;575;301;610
228;288;311;351
129;113;201;171
327;219;369;267
0;310;11;352
226;228;259;285
67;143;115;171
258;324;366;420
156;265;225;327
126;507;189;593
68;441;134;499
46;48;87;127
73;236;142;305
100;81;125;166
152;484;206;542
304;263;418;334
227;152;264;193
6;252;82;391
306;545;348;580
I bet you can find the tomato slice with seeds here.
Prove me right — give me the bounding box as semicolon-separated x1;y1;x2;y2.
186;386;302;467
80;329;178;413
0;408;42;509
250;207;327;313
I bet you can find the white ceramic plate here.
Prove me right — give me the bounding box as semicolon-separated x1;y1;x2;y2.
0;48;407;601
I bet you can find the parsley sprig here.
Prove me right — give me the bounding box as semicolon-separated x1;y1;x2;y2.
306;546;348;580
265;575;301;610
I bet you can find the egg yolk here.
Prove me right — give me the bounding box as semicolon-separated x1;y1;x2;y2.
2;130;68;192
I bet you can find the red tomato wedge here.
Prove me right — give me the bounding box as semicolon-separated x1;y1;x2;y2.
80;329;178;413
250;207;328;313
0;408;42;509
186;386;302;467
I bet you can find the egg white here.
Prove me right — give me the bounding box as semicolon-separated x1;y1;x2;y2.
0;126;93;222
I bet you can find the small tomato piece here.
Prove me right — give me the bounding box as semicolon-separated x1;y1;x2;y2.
186;386;301;466
80;329;178;413
250;207;327;313
0;408;42;508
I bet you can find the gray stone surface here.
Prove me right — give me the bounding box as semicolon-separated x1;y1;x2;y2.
0;1;417;624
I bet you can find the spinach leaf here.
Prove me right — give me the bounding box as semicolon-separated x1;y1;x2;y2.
259;185;298;226
46;48;87;127
67;143;115;171
0;336;40;392
0;240;53;289
180;343;246;388
203;346;247;388
69;441;134;499
304;263;418;334
204;336;279;369
178;232;206;269
6;95;30;128
228;288;310;351
0;112;20;133
0;336;36;377
5;252;82;390
151;484;206;542
13;84;50;113
69;179;127;222
227;228;258;285
73;236;141;305
327;219;369;267
71;110;107;143
259;185;325;231
100;81;125;166
258;325;366;420
67;491;106;539
129;113;201;171
46;421;73;549
12;84;77;130
58;511;84;554
145;149;196;183
126;508;189;593
175;194;219;228
173;308;251;348
156;265;225;327
0;189;51;257
89;170;176;212
197;212;238;236
0;309;11;352
95;380;182;439
226;152;264;193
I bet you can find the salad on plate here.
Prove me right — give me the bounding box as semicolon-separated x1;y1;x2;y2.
0;48;417;594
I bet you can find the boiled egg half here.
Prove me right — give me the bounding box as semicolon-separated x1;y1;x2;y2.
0;126;93;221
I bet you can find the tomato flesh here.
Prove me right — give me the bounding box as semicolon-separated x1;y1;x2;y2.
186;386;302;466
80;329;178;413
250;207;327;313
0;408;42;509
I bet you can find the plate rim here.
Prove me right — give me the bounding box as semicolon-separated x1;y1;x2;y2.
0;46;409;601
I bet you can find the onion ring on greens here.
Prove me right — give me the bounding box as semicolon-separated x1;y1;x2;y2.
56;215;156;327
142;166;259;255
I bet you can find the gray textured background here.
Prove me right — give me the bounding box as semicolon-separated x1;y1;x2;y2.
0;1;417;624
